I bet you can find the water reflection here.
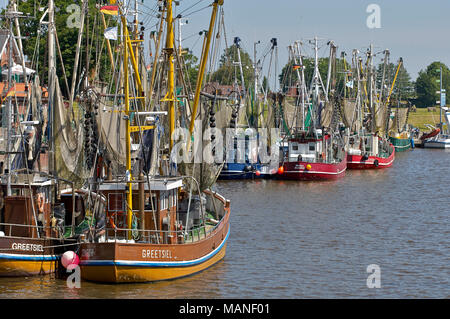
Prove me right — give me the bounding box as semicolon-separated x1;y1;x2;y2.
0;149;448;298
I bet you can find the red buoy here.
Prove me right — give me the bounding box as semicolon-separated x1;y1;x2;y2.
278;166;284;174
255;170;261;176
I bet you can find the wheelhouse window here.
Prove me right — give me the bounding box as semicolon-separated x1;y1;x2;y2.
160;191;168;210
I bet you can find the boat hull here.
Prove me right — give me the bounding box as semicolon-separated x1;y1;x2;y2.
347;144;395;169
278;157;347;181
218;163;274;180
423;136;450;149
389;136;411;152
80;234;228;283
0;237;59;277
79;192;231;283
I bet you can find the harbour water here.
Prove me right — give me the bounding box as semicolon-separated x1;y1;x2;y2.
0;148;448;298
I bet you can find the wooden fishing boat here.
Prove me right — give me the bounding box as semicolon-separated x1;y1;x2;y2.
79;181;230;283
77;0;230;283
0;1;90;277
0;176;86;277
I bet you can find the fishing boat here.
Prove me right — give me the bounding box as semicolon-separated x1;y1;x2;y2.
217;37;277;180
280;130;347;180
277;38;347;180
346;134;395;169
344;47;400;169
389;131;412;152
0;1;90;276
78;0;231;283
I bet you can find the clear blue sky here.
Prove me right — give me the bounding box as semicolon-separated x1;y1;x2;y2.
2;0;450;82
177;0;450;81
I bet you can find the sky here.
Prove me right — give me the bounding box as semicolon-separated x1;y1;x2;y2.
176;0;450;81
2;0;450;82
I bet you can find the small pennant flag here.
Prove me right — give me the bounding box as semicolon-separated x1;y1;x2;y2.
293;64;301;70
345;80;354;89
100;5;119;16
104;26;118;40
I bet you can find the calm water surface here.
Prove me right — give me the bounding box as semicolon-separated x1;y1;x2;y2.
0;148;449;298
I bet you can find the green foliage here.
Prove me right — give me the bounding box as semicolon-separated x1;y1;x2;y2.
209;44;254;87
376;60;414;101
415;62;450;108
279;57;347;97
182;51;199;89
12;0;115;98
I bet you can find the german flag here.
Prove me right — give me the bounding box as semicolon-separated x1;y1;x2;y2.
1;85;15;103
100;5;119;16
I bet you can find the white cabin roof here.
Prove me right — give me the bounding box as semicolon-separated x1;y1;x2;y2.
98;177;183;192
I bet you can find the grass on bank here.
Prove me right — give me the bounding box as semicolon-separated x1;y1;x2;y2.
408;107;443;131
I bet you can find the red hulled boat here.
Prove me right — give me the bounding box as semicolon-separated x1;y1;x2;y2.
278;131;347;180
346;134;395;169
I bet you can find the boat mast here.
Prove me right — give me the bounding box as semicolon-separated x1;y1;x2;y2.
164;0;176;151
253;40;260;128
187;0;224;152
233;37;246;99
5;3;14;196
368;44;376;133
48;0;56;177
294;41;306;131
439;65;443;129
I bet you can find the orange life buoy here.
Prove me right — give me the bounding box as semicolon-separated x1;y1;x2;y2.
109;215;117;229
37;193;45;213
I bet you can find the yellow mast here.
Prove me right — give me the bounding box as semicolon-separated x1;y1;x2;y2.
122;14;133;239
187;0;224;152
101;13;115;70
118;2;151;238
162;0;176;150
386;58;403;107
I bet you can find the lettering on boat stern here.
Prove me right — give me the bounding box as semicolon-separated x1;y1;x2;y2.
142;249;173;259
11;243;44;252
81;248;95;259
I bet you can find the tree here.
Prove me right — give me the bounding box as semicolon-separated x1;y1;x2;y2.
6;1;116;98
279;57;346;97
182;51;199;90
376;60;414;102
415;62;450;108
209;44;254;87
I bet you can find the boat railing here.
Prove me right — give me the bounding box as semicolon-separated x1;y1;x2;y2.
103;216;224;245
0;222;66;240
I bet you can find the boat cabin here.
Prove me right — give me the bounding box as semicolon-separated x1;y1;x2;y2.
0;175;82;240
286;132;332;163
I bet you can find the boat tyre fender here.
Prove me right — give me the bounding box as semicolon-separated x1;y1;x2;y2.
374;159;379;167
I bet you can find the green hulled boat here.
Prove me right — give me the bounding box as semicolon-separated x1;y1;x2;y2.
389;132;412;152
